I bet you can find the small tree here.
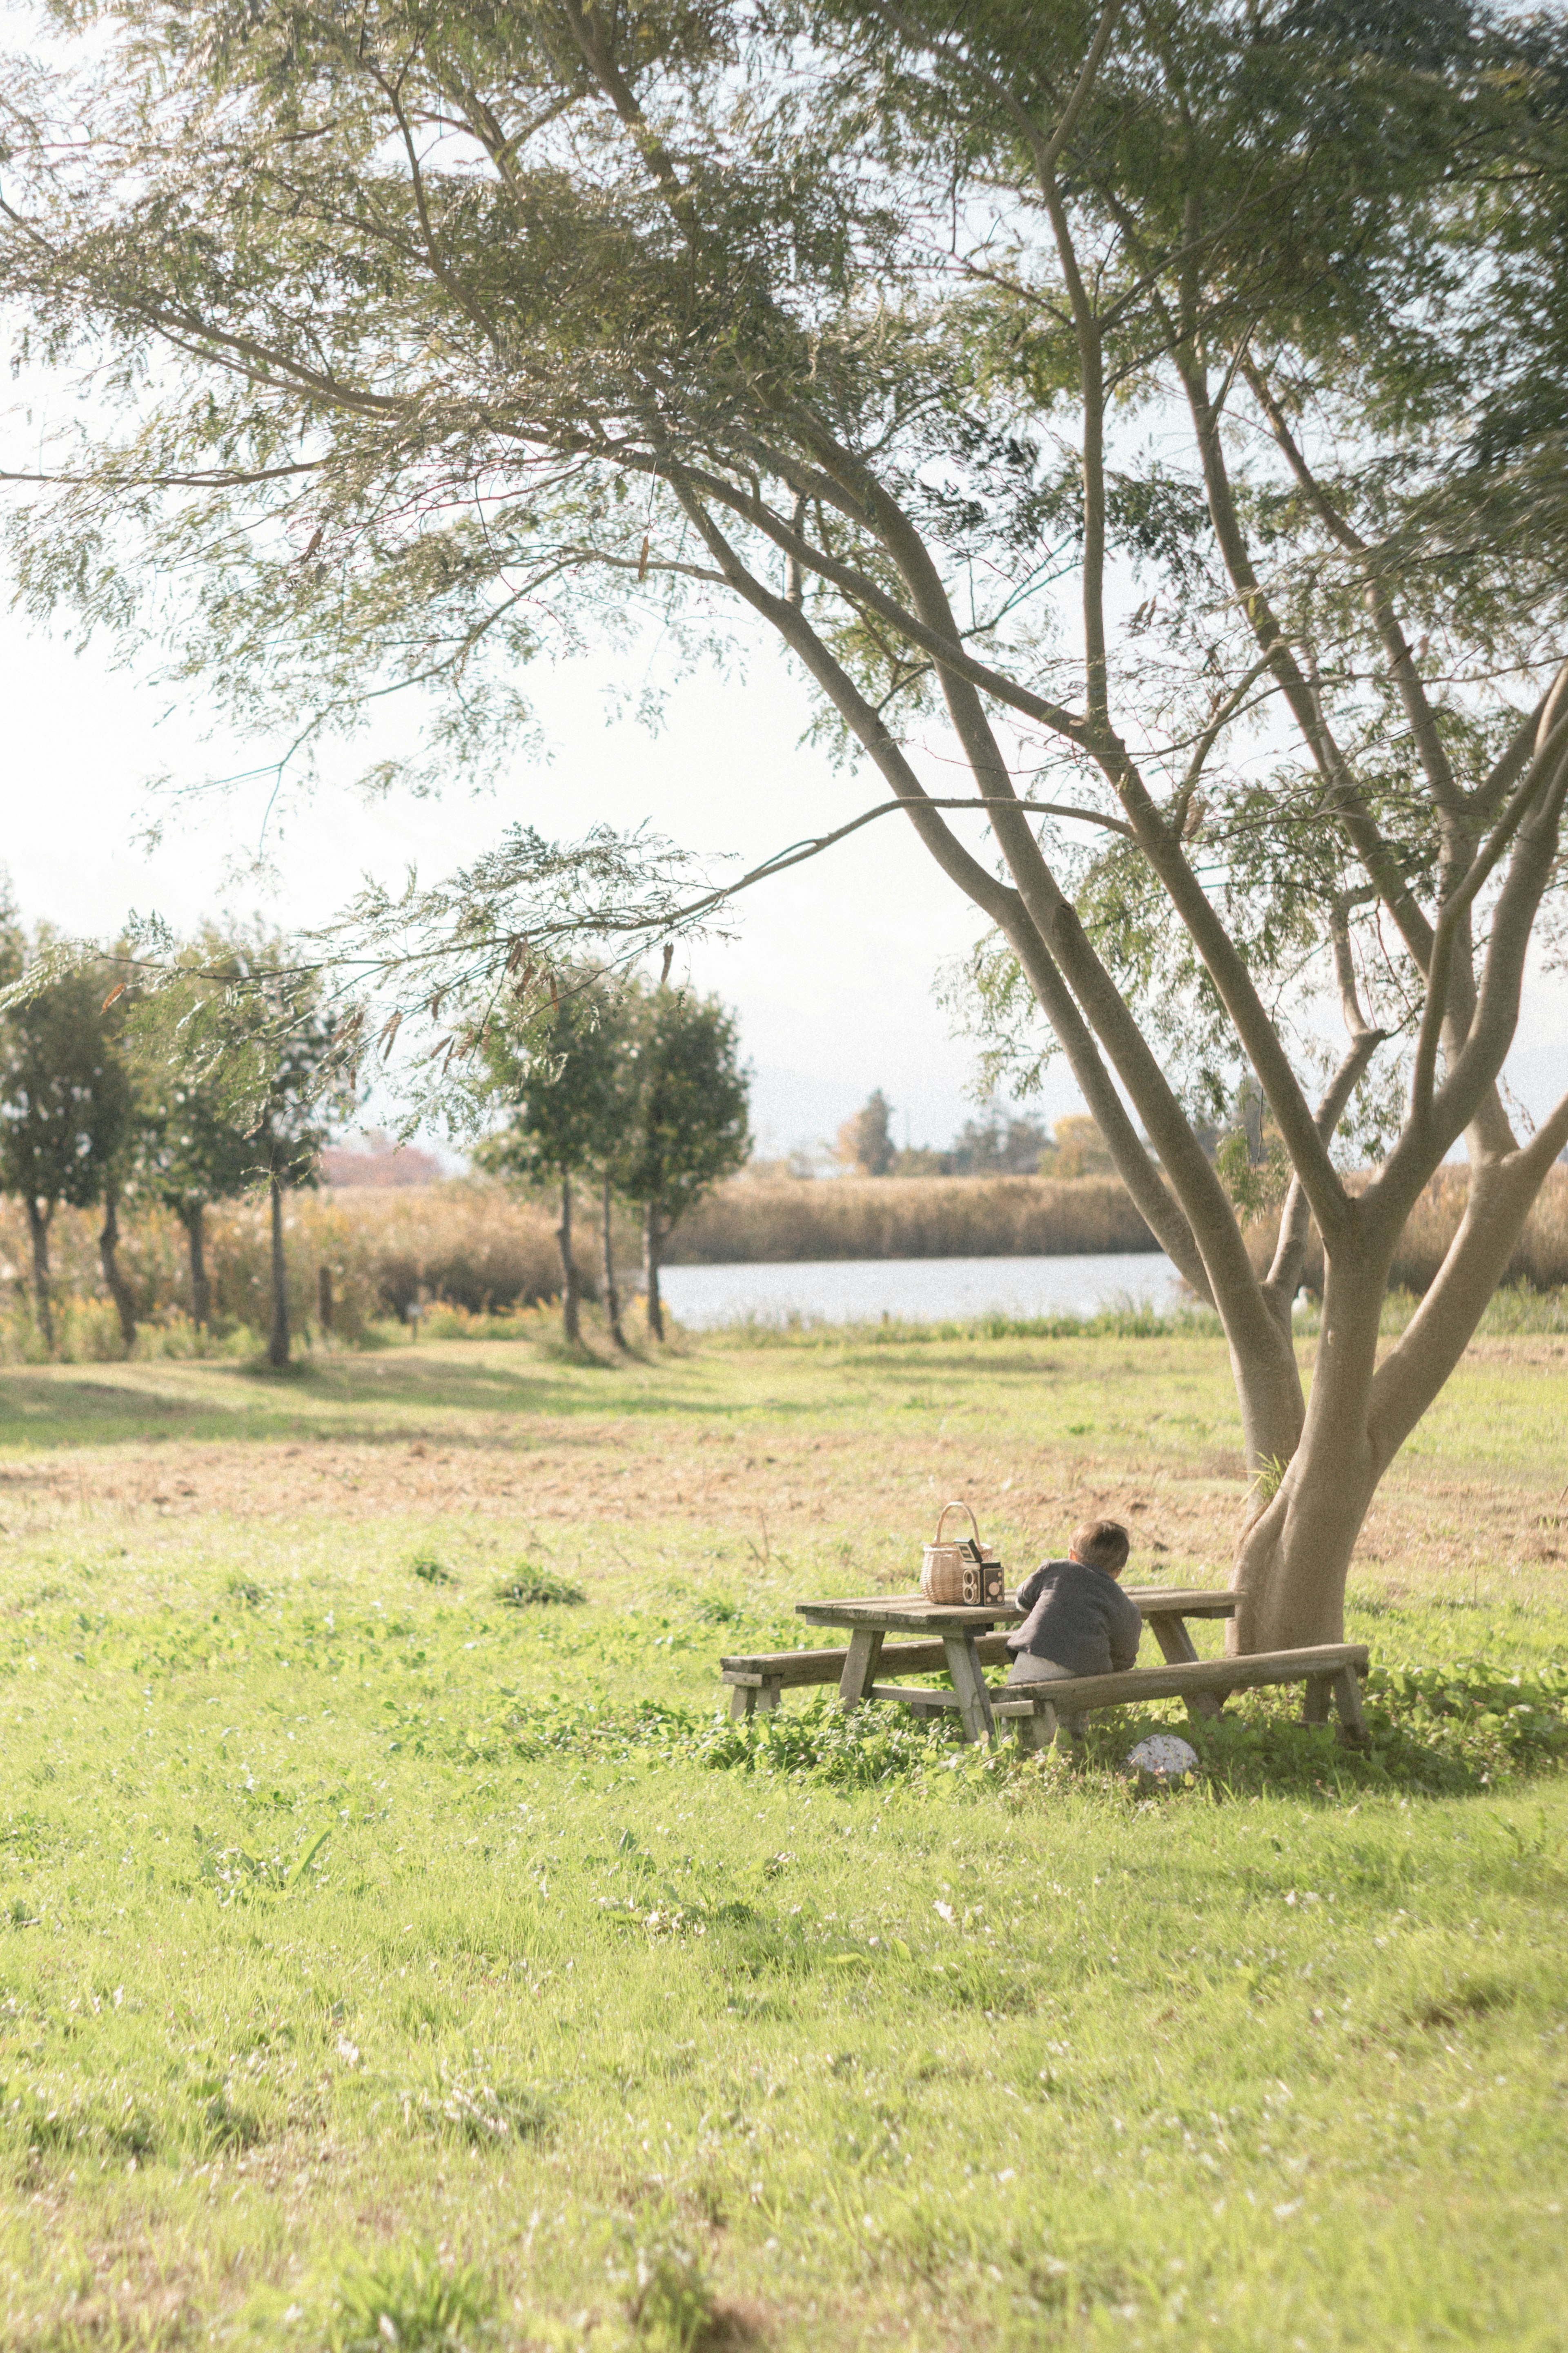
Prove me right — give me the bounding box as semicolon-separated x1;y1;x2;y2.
0;923;134;1353
946;1108;1052;1177
616;987;752;1343
477;979;625;1346
1040;1115;1114;1184
836;1092;895;1177
253;1008;336;1371
132;930;341;1366
138;1068;261;1332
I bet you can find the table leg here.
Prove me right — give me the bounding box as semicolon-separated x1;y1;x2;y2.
1146;1612;1223;1718
943;1635;997;1747
838;1629;884;1710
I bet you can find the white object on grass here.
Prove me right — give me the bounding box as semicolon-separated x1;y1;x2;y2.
1125;1733;1199;1782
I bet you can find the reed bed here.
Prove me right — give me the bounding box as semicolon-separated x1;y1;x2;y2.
2;1164;1566;1359
1243;1163;1568;1296
664;1171;1158;1262
0;1182;564;1359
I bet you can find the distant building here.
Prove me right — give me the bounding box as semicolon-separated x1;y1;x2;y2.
321;1132;444;1189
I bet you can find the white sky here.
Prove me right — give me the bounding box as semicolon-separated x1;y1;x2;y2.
3;596;1055;1157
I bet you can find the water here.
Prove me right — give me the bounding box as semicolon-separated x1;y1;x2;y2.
659;1249;1183;1330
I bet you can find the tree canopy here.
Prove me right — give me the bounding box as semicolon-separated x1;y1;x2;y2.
3;0;1567;1641
476;971;628;1341
614;981;751;1337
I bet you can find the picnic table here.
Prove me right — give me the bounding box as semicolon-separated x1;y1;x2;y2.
790;1586;1240;1746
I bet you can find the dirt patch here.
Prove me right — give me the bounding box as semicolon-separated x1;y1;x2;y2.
0;1424;1559;1604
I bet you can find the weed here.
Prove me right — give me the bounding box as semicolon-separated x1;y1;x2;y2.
411;1553;456;1586
494;1566;588;1608
325;2243;494;2353
612;2221;715;2350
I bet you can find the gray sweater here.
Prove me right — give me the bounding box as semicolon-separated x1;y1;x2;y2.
1006;1559;1142;1677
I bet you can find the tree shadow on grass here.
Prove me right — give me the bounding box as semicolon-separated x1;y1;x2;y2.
0;1343;768;1449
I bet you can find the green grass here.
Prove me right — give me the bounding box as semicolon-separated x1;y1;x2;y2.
0;1326;1565;2349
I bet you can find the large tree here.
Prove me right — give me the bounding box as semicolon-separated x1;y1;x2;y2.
3;2;1568;1643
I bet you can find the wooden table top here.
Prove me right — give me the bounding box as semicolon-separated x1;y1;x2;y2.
795;1585;1235;1632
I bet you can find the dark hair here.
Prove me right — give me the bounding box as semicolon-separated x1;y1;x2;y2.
1070;1518;1130;1572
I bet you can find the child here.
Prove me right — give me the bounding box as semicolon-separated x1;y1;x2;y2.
1005;1518;1141;1684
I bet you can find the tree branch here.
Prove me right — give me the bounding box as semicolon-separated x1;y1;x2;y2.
1242;355;1470;836
1409;673;1568;1131
1176;346;1437;975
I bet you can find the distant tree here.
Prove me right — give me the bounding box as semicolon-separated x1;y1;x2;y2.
886;1144;949;1179
132;929;342;1367
616;987;751;1342
837;1092;895;1177
1038;1115;1115;1183
94;977;145;1349
252;1004;336;1371
137;1066;267;1332
945;1108;1051;1177
477;978;625;1346
0;919;134;1353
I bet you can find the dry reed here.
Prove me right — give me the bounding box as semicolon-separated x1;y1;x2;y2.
0;1181;563;1356
664;1173;1159;1262
0;1164;1564;1359
1243;1164;1568;1294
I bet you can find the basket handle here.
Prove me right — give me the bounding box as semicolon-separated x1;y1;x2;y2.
933;1499;981;1549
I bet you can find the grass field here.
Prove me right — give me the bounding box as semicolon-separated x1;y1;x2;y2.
1;1325;1566;2351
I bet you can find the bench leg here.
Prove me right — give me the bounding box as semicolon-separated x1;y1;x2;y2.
943;1634;997;1747
1302;1672;1332;1728
728;1679;782;1721
838;1629;884;1711
1147;1612;1224;1718
1331;1662;1368;1747
1013;1702;1053;1753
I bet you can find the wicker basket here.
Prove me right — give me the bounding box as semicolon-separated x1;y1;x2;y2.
921;1501;1004;1606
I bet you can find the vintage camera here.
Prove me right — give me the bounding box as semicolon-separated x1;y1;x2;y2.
960;1550;1006;1606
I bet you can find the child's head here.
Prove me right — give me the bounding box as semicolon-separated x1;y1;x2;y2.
1068;1518;1131;1578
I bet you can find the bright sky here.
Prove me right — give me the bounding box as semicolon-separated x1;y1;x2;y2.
6;579;1566;1163
3;591;1050;1157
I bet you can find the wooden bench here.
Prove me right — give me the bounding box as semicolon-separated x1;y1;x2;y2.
893;1643;1371;1749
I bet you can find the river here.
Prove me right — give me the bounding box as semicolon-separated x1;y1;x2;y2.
659;1249;1183;1329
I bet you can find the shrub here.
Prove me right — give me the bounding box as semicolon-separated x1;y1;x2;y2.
325;2243;493;2353
494;1568;588;1608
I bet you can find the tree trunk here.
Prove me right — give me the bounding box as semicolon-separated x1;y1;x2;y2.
318;1262;334;1337
182;1201;212;1332
98;1186;138;1350
643;1200;665;1343
1230;1256;1385;1652
26;1198;54;1355
601;1172;626;1349
557;1173;581;1345
268;1173;290;1369
1228;1133;1564;1651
